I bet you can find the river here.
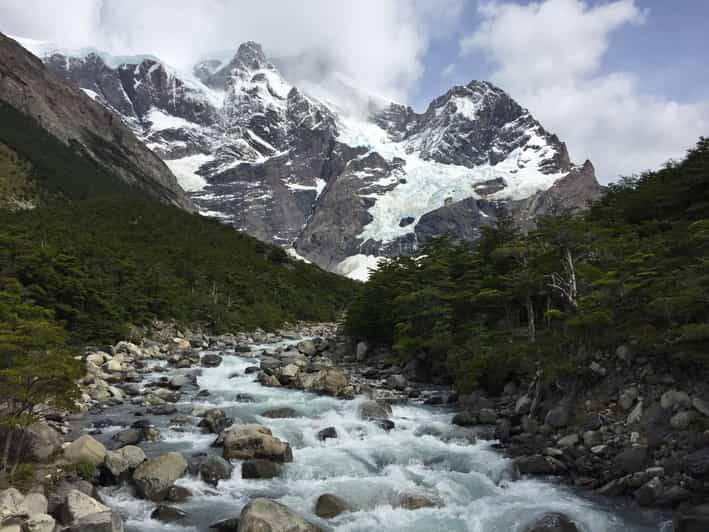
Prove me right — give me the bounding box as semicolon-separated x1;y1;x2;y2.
84;338;672;531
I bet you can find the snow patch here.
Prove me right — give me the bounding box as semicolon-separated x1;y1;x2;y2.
336;254;382;281
165;154;212;192
146;108;198;131
286;248;312;264
335;113;565;244
81;88;100;101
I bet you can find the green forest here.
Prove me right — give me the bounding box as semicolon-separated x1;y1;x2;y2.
346;138;709;393
0;197;356;345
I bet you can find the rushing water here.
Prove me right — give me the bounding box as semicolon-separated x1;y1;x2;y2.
90;339;672;531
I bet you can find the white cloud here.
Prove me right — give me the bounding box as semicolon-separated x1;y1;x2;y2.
441;63;457;77
0;0;462;102
461;0;709;181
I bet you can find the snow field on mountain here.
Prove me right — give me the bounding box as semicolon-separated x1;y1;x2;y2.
335;114;566;244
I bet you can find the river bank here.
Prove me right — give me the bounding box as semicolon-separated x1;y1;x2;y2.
1;322;702;531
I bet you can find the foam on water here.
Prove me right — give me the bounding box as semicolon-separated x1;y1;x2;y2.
97;342;671;532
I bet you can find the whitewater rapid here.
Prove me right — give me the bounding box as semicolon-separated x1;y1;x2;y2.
93;340;671;531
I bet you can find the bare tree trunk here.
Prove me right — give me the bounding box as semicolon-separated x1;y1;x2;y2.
564;247;577;306
2;426;14;475
10;428;27;476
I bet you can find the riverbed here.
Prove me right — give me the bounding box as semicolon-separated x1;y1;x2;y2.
83;338;672;531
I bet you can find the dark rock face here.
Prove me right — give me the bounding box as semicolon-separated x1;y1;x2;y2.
0;33;192;210
37;38;601;277
525;512;579;532
314;494;350;519
241;459;282;479
151;504;189;522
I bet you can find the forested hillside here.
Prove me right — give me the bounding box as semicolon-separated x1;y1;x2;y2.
0;197;356;345
346;138;709;393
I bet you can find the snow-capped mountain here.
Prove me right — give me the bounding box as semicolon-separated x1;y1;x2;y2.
26;39;602;279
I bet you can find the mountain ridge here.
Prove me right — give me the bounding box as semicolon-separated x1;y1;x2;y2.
0;33;193;210
23;37;602;278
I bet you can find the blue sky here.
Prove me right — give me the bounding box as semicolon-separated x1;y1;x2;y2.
413;0;709;110
1;0;707;181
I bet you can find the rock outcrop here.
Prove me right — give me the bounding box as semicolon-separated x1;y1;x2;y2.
34;39;601;278
0;33;192;210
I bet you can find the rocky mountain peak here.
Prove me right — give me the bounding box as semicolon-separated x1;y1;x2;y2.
32;36;601;279
234;41;268;69
204;41;275;91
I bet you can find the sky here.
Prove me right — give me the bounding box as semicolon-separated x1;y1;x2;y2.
0;0;707;183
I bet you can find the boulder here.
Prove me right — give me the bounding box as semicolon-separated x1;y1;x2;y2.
618;388;638;411
396;493;441;510
241;460;281;479
514;455;565;475
692;397;709;418
670;411;693;430
22;514;55;532
18;423;63;461
168;375;189;389
0;488;27;525
132;452;188;501
64;511;123;532
199;409;232;434
299;369;351;398
545;406;570;429
614;446;647;474
23;493;48;516
387;374;407;390
260;407;298;419
684;448;709;478
515;396;532;415
147;404;178;416
358;401;392;421
525;512;579;532
238;498;321;532
478;408;497;424
452;412;477;427
222;425;293;462
296;340;317;356
104;446;146;478
317;427;337;441
258;373;281;387
151;505;189;522
582;430;601;447
64;435;107;466
110;428;143;449
166;486;192;503
201;354;223;368
199;455;233;486
278;364;300;384
557;434;579;448
627;400;643;425
314;494;350;518
46;480;95;516
635;477;663;506
355;341;368;362
60;490;109;524
661;390;691;410
209;518;240;532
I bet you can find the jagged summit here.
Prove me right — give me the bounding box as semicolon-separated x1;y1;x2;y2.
27;37;602;279
234;41;268;68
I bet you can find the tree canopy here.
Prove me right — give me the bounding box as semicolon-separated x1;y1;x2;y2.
346;138;709;393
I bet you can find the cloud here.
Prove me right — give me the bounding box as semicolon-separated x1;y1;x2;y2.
0;0;462;102
460;0;709;181
441;63;457;77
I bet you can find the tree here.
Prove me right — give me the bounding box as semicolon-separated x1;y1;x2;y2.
0;279;82;475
